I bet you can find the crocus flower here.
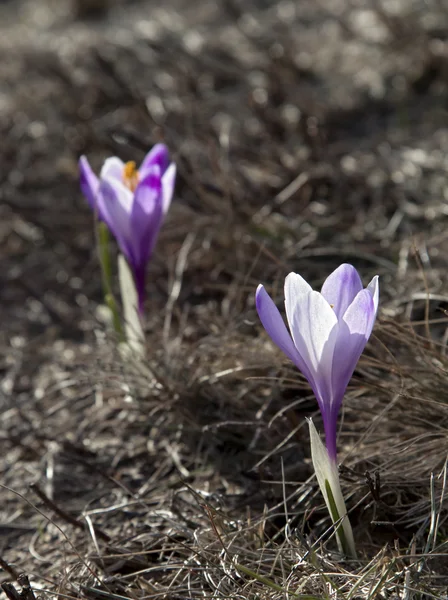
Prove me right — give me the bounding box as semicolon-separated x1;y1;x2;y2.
256;264;379;463
79;144;176;313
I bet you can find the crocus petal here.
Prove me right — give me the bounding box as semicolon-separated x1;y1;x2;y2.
99;175;134;214
79;156;100;211
318;288;376;458
100;157;125;183
331;288;375;413
256;284;316;385
130;168;164;265
161;163;176;215
97;178;133;263
321;264;363;319
285;273;338;379
140;143;170;178
123;171;164;312
343;287;377;341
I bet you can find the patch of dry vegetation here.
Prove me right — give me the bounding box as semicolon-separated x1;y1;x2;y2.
0;0;448;598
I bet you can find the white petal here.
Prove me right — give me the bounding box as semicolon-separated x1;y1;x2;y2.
285;274;338;394
101;175;134;213
97;179;134;260
100;157;125;183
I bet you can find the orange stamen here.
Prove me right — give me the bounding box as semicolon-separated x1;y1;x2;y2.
122;161;139;192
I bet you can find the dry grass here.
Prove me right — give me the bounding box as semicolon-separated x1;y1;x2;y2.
0;0;448;598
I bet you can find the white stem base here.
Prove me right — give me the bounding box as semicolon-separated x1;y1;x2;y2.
308;418;357;558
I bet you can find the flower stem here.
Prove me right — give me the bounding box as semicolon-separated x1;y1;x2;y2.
97;222;123;339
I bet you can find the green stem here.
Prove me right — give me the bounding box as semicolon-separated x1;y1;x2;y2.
98;223;113;296
105;293;124;340
97;222;123;339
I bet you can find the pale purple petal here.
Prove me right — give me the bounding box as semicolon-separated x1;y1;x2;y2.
140;143;170;178
342;288;376;339
316;287;374;460
256;284;315;385
79;156;100;211
321;264;363;319
97;179;133;263
100;157;125;184
161;163;176;215
331;288;375;413
99;176;133;214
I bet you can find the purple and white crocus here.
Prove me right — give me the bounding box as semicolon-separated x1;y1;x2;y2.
256;264;379;462
256;264;379;556
79;144;176;314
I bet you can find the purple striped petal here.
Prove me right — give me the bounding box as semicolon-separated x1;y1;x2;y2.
140;144;170;178
321;264;363;319
130;168;164;264
79;156;100;212
127;170;164;310
320;286;377;460
331;288;376;412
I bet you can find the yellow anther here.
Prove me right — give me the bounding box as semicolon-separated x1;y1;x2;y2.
122;161;139;192
330;303;335;309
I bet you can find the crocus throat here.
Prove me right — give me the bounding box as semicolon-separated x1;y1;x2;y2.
122;161;139;192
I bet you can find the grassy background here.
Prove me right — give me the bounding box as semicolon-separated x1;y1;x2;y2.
0;0;447;598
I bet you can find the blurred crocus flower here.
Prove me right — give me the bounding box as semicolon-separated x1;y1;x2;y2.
256;264;379;462
79;144;176;313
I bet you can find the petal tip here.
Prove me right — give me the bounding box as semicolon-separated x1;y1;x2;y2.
79;155;92;176
367;275;380;313
255;284;267;309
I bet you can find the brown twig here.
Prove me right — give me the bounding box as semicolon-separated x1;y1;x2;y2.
1;575;36;600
